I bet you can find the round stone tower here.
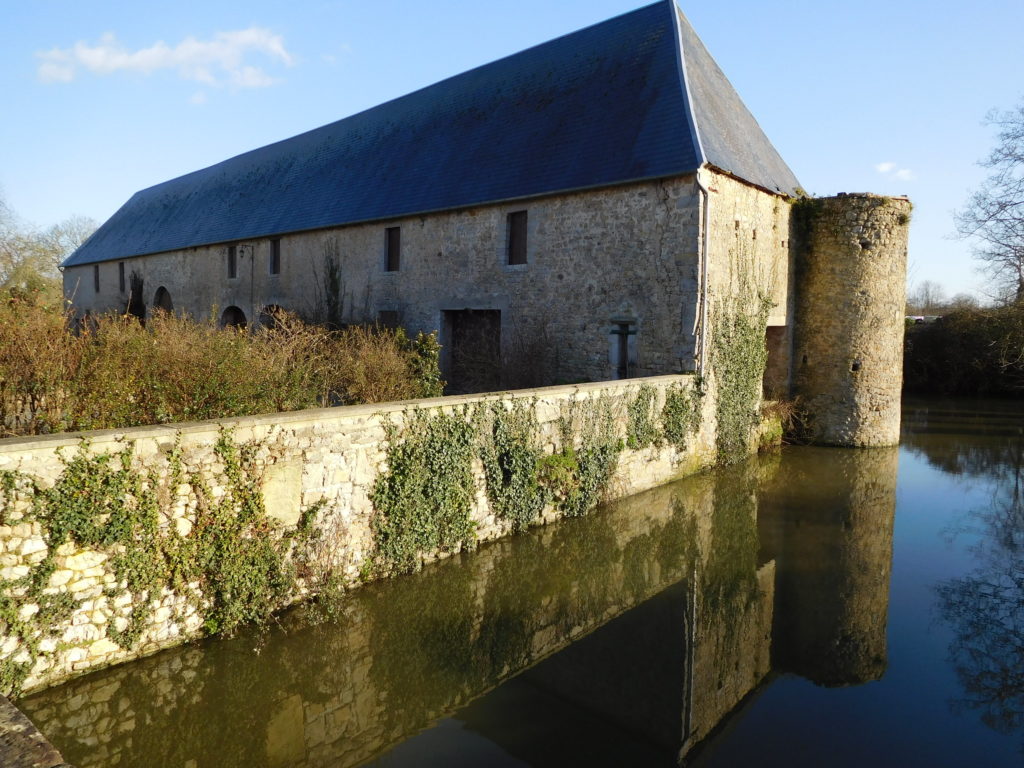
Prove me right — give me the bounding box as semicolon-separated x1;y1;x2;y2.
792;194;911;447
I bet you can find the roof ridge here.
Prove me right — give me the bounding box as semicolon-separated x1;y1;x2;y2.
669;2;707;168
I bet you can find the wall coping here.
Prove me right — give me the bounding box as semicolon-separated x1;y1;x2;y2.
0;374;695;452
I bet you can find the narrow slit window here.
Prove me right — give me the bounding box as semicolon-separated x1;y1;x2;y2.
385;227;401;272
269;239;281;275
118;262;125;293
611;321;636;379
227;245;237;279
93;264;100;293
507;210;528;265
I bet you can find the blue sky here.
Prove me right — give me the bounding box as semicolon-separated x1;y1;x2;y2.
2;0;1022;299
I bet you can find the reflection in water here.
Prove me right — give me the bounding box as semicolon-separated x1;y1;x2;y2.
759;448;897;687
20;450;899;768
907;403;1024;754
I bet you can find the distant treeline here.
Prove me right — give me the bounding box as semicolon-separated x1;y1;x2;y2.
904;304;1024;396
0;295;442;437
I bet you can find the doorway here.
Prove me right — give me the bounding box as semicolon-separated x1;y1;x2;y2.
443;309;501;394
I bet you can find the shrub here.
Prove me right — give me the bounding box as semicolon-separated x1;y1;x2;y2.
0;296;444;436
904;304;1024;396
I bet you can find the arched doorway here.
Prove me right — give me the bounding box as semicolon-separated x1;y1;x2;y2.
153;286;173;313
220;306;247;329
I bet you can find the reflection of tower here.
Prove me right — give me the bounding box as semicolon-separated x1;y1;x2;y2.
761;447;897;686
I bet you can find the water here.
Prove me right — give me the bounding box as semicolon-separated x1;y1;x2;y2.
20;400;1024;767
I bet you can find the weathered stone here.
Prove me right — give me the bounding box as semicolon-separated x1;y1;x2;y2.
64;551;108;571
0;566;29;581
263;458;303;528
88;638;121;658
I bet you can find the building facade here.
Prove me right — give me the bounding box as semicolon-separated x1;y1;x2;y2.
61;0;909;442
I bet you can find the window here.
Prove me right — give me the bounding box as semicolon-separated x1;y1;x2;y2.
269;239;281;275
611;321;636;379
385;227;401;272
378;310;400;328
93;264;100;293
118;262;125;293
507;210;528;265
227;246;237;279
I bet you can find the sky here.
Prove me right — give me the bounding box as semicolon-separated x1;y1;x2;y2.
2;0;1022;300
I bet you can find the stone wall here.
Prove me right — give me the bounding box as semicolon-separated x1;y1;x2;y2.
702;169;793;329
64;177;703;385
792;194;911;446
0;374;717;696
19;467;774;768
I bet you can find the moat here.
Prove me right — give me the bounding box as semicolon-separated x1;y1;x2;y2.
19;399;1024;766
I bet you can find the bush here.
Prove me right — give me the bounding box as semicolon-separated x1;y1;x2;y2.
0;297;443;436
904;304;1024;396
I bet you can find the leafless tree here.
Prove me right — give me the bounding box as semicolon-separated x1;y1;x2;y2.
907;280;947;314
0;191;96;297
956;101;1024;302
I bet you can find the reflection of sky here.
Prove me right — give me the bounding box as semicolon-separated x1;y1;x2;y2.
697;442;1021;768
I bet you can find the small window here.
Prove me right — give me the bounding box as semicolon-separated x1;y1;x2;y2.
118;262;125;293
269;239;281;275
507;210;528;265
385;227;401;272
611;321;637;379
227;246;237;279
378;310;400;329
93;264;100;293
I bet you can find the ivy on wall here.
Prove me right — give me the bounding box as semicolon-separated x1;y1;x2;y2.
478;402;548;533
369;410;478;575
626;384;659;450
0;430;320;696
661;378;705;451
371;393;660;574
711;297;771;464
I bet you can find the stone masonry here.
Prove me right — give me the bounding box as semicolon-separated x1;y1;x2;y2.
64;177;703;385
0;374;715;695
792;194;912;446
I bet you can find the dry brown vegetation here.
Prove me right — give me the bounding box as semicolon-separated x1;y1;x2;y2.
0;298;442;437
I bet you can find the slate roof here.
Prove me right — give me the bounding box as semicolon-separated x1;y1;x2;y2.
65;0;801;268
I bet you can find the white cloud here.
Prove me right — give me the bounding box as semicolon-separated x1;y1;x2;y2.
36;28;293;89
875;161;914;182
190;91;208;105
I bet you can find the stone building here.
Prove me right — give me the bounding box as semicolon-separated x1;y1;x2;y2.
61;0;909;443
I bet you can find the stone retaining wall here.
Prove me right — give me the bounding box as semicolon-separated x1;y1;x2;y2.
0;374;719;695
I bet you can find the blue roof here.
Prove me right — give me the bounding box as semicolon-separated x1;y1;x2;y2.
65;1;800;267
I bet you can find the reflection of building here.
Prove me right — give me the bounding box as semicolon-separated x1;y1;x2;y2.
21;450;899;767
759;448;898;686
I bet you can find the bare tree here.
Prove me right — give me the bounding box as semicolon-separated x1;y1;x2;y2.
948;292;980;310
0;191;96;298
908;279;947;314
956;101;1024;302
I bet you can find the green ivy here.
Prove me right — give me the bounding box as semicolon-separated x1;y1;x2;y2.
0;431;321;696
626;384;660;449
543;398;623;518
478;402;548;532
661;377;705;450
370;409;477;574
183;434;293;636
712;298;771;464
